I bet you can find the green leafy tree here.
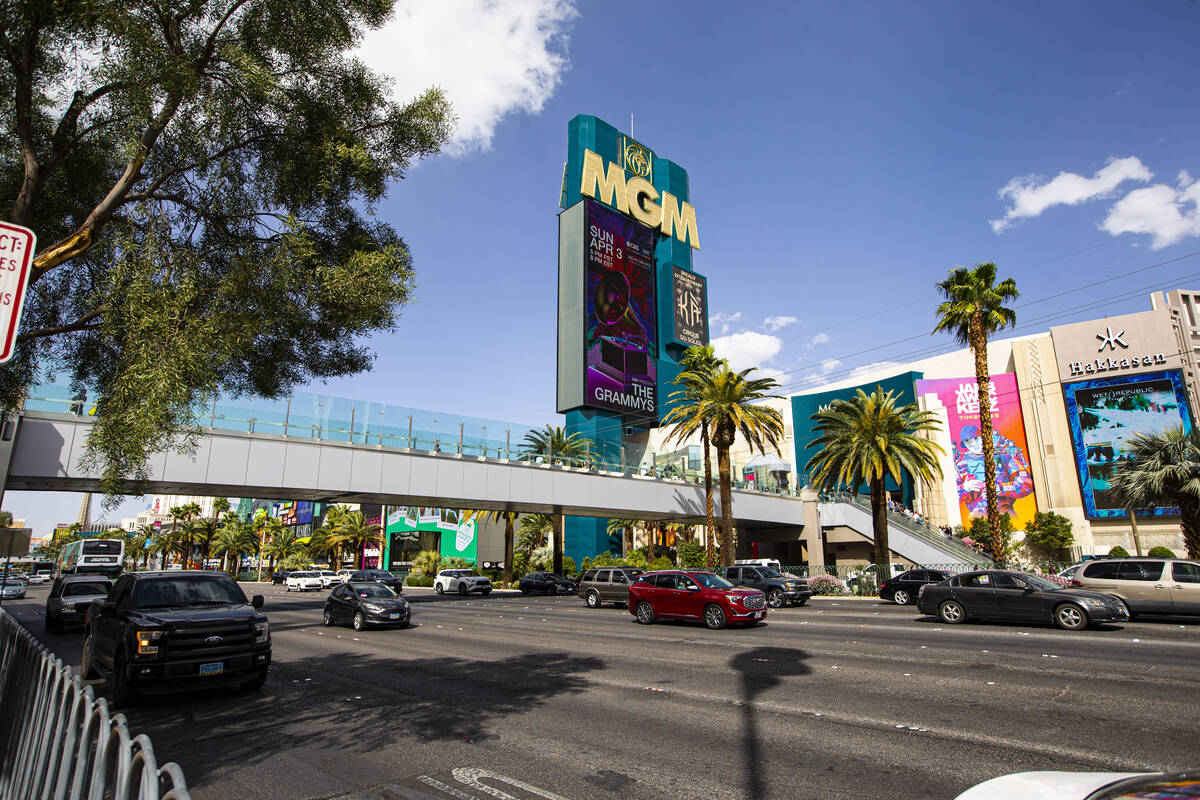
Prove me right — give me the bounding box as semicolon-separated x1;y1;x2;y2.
1148;546;1176;558
520;426;595;575
966;514;1014;562
335;510;383;569
678;539;706;569
517;513;552;555
130;524;156;569
806;386;944;574
665;364;786;565
1109;426;1200;558
306;523;343;570
933;262;1020;554
1022;511;1074;558
412;549;442;577
664;345;723;567
0;511;12;527
1;0;453;498
606;518;641;557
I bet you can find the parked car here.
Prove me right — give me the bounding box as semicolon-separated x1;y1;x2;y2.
316;570;341;589
1;578;27;600
629;570;768;629
270;570;292;586
434;569;492;596
518;572;575;595
733;558;784;573
916;569;1128;630
845;563;907;591
285;571;323;592
45;575;113;632
578;566;645;608
26;572;49;585
81;570;270;706
955;769;1200;799
349;569;404;592
324;582;411;630
879;569;954;605
723;565;812;607
1070;557;1200;618
335;569;355;583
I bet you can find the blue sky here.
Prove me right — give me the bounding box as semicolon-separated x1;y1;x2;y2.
7;0;1200;534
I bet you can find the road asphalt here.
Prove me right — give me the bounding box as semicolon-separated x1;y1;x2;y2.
5;582;1198;800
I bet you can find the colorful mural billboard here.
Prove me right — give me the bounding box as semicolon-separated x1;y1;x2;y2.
914;373;1037;528
1063;370;1193;519
583;199;657;417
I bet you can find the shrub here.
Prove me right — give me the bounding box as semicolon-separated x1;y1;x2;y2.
1148;546;1177;558
966;514;1015;560
807;574;847;595
624;549;649;569
413;550;442;576
1108;546;1131;557
404;573;434;587
442;557;474;571
649;557;673;570
678;540;706;568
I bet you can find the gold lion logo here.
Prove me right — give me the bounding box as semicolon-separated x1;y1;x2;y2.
623;138;652;180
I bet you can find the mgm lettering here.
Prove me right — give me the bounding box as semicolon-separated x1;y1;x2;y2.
1068;353;1167;376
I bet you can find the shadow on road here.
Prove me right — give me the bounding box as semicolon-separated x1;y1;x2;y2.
125;649;607;792
729;647;812;800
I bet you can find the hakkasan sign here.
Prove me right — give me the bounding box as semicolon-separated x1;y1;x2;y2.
914;373;1038;529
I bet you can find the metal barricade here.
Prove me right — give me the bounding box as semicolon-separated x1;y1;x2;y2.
0;609;190;800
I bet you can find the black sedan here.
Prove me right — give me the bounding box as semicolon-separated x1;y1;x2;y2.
518;572;575;595
324;582;410;630
880;569;953;605
270;570;292;586
916;569;1128;630
348;569;404;592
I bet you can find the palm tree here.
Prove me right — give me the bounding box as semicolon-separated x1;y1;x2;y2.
518;514;552;555
170;502;203;568
336;511;383;569
203;498;232;565
261;518;295;574
664;344;722;567
805;386;944;574
1109;426;1200;559
933;262;1019;553
606;518;641;558
212;518;257;575
663;364;785;566
307;523;343;571
130;524;156;570
521;426;595;574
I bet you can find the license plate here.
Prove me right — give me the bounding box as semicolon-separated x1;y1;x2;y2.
389;613;400;619
199;662;223;676
754;612;764;619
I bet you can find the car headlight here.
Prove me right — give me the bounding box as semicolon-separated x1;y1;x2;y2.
254;620;270;644
136;629;164;655
363;603;383;613
1081;598;1107;608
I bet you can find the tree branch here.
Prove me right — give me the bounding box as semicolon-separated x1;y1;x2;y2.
15;307;106;344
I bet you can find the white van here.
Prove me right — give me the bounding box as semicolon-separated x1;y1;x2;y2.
734;559;783;573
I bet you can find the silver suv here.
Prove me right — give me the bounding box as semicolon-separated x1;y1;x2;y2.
578;567;644;608
1072;557;1200;617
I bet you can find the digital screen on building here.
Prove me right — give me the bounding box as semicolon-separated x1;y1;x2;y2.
583;199;657;416
914;373;1037;528
1063;370;1193;519
672;266;708;347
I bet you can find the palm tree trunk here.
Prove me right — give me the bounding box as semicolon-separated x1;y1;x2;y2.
716;445;735;567
552;514;564;575
624;525;633;557
871;476;890;575
702;420;716;569
503;516;514;587
1181;497;1200;559
970;316;1004;561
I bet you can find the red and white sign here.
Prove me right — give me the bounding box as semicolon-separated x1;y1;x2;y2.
0;221;37;364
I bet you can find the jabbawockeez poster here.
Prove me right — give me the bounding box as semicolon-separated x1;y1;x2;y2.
583;199;657;417
915;373;1038;528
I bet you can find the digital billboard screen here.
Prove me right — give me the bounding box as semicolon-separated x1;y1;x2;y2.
583;199;657;416
1063;370;1193;519
914;373;1037;528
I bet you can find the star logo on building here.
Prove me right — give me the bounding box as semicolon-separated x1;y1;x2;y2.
1096;326;1129;352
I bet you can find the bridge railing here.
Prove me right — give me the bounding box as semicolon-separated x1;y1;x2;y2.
819;491;993;564
0;609;190;799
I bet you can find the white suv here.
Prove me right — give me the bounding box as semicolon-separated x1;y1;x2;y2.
316;570;340;588
285;571;323;592
434;569;492;596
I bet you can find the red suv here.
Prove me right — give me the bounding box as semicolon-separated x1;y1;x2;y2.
628;570;768;629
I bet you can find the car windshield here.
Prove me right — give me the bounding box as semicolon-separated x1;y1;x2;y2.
692;572;734;589
544;574;563;580
366;571;393;578
64;581;112;597
1020;574;1063;591
133;576;247;608
355;584;397;598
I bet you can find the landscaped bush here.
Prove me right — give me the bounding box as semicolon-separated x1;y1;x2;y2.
1148;546;1177;558
807;574;847;595
404;573;434;587
1108;546;1131;557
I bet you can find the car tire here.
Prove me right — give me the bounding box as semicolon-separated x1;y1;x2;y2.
703;604;727;630
240;668;268;692
482;589;491;596
893;589;911;605
322;608;335;627
81;635;99;680
435;583;444;595
794;599;808;607
767;589;785;608
520;587;529;595
634;600;655;625
111;652;139;708
353;612;366;631
586;590;601;609
939;600;966;624
458;583;468;596
1054;603;1088;631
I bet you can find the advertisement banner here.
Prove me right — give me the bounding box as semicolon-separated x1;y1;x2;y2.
914;373;1037;528
583;199;657;416
1063;370;1193;519
439;518;478;563
672;266;708;347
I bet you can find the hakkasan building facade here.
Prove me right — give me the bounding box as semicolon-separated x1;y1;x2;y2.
782;289;1200;558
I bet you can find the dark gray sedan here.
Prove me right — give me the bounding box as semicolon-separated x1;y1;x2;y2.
916;570;1128;630
45;574;114;633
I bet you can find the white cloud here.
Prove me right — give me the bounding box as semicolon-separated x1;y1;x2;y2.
809;332;831;347
1101;172;1200;250
709;311;743;336
991;156;1153;233
356;0;578;155
763;315;799;332
712;331;783;373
